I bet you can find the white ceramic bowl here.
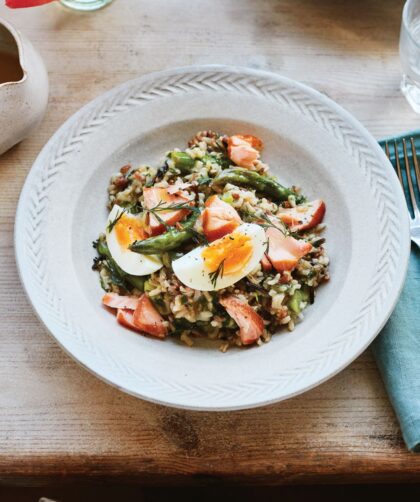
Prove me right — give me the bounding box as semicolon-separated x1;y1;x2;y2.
15;66;410;410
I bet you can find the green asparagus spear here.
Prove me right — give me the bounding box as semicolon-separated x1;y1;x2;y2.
169;151;195;174
94;236;146;291
95;237;109;256
129;212;199;254
123;274;146;291
212;168;304;203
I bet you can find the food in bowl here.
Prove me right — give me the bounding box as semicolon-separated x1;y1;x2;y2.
92;131;329;351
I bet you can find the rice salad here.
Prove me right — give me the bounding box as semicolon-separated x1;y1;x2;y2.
93;131;329;351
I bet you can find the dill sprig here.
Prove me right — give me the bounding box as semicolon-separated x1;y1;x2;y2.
146;201;170;230
209;259;225;288
242;210;289;236
144;200;199;231
107;209;124;233
149;200;199;213
255;212;288;235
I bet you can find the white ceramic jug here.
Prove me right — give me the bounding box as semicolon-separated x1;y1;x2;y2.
0;18;49;155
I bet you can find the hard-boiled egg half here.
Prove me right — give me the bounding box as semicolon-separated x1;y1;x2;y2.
106;204;163;276
172;223;266;291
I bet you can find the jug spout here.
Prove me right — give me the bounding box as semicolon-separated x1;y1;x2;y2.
0;18;49;155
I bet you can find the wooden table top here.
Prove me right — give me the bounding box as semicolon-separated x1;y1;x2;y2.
1;0;420;486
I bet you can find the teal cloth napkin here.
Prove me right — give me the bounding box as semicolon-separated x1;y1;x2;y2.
372;130;420;453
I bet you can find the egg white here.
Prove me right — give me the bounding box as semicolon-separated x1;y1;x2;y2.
106;205;163;276
172;223;266;291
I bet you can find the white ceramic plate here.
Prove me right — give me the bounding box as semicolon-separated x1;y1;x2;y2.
15;66;410;411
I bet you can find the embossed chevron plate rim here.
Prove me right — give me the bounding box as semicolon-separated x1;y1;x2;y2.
15;66;410;410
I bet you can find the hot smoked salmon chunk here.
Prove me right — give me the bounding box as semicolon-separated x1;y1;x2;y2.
116;308;142;332
133;294;167;338
102;293;139;310
201;195;242;242
227;134;263;169
278;200;326;232
265;227;312;272
220;295;264;345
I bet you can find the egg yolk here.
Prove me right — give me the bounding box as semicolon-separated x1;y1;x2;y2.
114;214;147;248
201;231;253;276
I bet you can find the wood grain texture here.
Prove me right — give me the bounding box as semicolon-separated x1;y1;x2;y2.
1;0;420;486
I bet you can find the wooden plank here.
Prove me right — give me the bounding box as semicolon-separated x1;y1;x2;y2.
1;0;420;485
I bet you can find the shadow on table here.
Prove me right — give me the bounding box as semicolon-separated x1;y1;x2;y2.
2;484;420;502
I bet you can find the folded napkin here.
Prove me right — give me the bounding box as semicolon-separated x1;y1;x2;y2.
372;131;420;452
